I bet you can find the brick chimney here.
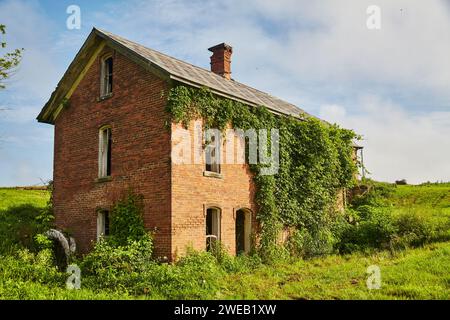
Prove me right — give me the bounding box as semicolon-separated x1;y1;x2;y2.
208;43;233;80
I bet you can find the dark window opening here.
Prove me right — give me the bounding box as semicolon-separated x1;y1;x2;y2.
235;209;251;255
106;128;112;176
104;211;110;236
99;127;112;178
236;210;245;255
101;56;113;96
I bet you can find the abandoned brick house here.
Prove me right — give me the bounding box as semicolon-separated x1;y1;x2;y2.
37;28;357;260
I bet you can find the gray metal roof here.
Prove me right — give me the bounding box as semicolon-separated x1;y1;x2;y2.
96;28;308;118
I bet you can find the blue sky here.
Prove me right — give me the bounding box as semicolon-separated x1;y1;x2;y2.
1;0;450;186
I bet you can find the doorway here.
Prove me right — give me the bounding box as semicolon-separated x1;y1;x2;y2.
235;209;251;255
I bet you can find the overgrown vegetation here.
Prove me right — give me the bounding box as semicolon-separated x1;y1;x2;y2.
166;85;359;260
0;185;449;299
335;180;450;253
0;187;52;255
78;193;260;298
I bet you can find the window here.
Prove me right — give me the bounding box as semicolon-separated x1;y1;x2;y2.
206;207;221;251
235;209;252;255
97;210;110;240
100;56;113;97
205;131;221;173
98;126;112;178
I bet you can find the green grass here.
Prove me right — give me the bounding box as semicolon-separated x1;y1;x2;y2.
1;242;448;300
0;186;449;300
219;242;450;300
0;188;51;254
390;183;450;210
389;184;450;229
0;188;49;211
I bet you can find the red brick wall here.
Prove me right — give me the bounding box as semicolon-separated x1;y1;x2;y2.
53;46;172;258
53;45;257;261
170;121;256;259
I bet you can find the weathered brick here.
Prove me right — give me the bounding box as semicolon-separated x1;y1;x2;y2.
53;46;256;261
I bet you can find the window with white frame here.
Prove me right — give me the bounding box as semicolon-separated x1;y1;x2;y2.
206;207;221;251
98;126;112;178
205;130;221;173
100;56;113;97
97;210;110;240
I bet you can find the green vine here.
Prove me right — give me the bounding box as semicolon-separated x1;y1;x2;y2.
166;85;359;260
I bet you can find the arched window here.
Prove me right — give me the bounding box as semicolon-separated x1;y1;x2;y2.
205;129;221;174
205;207;221;251
100;55;113;97
235;208;252;255
98;125;112;178
97;210;110;240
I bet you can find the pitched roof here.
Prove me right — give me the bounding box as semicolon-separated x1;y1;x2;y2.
98;29;308;117
37;28;310;124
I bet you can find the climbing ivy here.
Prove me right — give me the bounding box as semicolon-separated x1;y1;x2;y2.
166;85;359;260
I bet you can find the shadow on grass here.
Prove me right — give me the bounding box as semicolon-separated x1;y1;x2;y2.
0;204;47;254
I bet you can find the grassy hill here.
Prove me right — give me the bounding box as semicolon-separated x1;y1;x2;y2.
390;183;450;218
0;184;449;300
0;188;49;211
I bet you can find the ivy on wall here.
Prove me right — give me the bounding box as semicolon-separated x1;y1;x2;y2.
166;85;359;259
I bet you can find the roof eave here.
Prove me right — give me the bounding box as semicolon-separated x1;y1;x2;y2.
37;29;102;124
37;27;173;125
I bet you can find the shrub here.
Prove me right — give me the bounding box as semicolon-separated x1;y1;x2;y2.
351;180;396;208
0;204;53;254
79;191;154;293
0;249;63;286
357;207;397;248
393;212;450;248
287;227;336;258
161;250;225;299
205;241;263;273
336;206;397;253
109;192;148;246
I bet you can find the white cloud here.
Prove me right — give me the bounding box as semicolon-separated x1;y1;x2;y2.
319;96;450;184
250;0;450;96
88;0;450;109
0;0;449;185
319;104;347;120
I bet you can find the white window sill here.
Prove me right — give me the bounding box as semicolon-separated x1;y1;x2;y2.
203;171;223;179
95;176;112;183
97;93;113;101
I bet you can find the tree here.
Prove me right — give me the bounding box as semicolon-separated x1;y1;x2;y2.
0;24;23;90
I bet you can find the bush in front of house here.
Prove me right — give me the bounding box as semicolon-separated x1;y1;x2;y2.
78;192;239;298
